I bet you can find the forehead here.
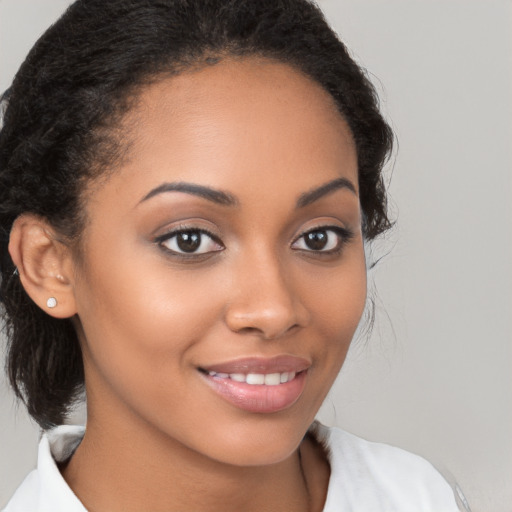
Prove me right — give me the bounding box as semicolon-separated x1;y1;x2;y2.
136;56;346;124
91;57;358;208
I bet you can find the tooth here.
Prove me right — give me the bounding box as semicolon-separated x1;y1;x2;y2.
216;372;229;379
288;372;296;381
280;372;289;383
209;371;216;376
246;373;265;385
264;373;281;386
229;373;246;382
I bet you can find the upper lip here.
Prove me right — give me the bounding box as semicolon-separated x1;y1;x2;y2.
200;355;311;375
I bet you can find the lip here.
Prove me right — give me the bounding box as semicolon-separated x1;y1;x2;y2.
199;356;310;414
201;355;310;374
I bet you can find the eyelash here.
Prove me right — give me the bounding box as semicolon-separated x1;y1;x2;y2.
291;225;354;255
155;225;354;258
155;227;224;258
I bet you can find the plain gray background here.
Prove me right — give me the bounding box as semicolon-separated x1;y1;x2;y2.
1;1;511;511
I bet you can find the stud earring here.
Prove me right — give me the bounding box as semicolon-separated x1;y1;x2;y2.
46;297;58;308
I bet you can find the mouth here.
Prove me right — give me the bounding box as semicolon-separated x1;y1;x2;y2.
198;356;309;413
203;370;299;386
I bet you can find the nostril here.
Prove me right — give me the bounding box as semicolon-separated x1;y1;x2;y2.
234;323;300;340
237;326;262;336
224;286;310;339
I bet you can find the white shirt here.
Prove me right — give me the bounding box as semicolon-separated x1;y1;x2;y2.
3;423;460;511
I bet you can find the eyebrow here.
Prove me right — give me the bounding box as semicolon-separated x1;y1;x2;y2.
139;182;238;206
296;177;357;208
139;176;356;208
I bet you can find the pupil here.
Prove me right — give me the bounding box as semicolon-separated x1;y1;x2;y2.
177;232;201;252
305;231;327;250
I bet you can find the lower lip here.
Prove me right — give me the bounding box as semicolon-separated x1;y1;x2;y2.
202;371;307;413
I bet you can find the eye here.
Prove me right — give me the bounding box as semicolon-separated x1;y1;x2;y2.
157;229;224;255
291;226;352;253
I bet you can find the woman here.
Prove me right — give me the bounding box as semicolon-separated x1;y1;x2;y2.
0;1;460;510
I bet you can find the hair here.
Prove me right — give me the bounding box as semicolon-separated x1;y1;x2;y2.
0;0;393;429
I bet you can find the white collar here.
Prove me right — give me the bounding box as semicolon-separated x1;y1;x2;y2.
4;422;458;512
36;425;87;511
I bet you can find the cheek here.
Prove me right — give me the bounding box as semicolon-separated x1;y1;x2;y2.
303;245;367;367
73;264;232;444
73;246;225;398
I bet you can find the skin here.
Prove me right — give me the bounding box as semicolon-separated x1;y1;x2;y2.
12;57;366;512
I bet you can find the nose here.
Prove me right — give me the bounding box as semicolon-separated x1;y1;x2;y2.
224;253;310;340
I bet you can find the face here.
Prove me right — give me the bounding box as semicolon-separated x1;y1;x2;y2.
72;57;366;466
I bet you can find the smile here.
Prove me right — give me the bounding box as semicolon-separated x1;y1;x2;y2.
200;356;309;413
206;371;297;385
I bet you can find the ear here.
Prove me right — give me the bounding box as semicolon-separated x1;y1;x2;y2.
8;214;78;319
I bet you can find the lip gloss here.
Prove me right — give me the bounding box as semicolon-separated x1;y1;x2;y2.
199;356;309;413
202;371;307;413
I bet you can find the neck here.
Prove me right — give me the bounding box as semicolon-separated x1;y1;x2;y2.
61;411;325;512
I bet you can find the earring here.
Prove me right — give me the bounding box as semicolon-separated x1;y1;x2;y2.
46;297;58;308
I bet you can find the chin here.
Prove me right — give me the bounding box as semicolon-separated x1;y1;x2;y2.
211;437;301;468
191;412;314;468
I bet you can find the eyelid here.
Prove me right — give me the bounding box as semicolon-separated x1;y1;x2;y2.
154;225;220;243
154;225;225;256
291;224;354;252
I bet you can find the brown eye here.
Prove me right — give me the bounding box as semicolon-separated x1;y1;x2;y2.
292;226;351;253
159;229;223;255
304;230;329;250
176;232;201;252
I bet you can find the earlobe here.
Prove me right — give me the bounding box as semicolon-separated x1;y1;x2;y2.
8;214;78;319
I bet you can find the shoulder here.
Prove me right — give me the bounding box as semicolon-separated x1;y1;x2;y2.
2;425;86;512
312;422;460;512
